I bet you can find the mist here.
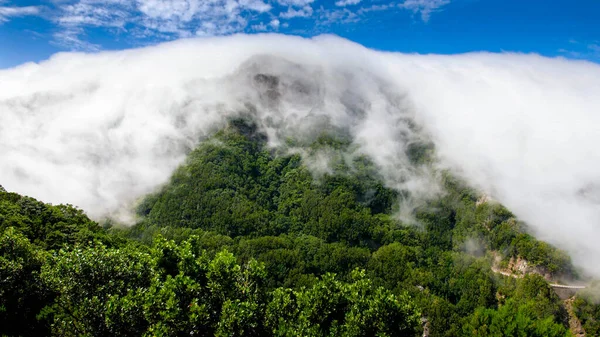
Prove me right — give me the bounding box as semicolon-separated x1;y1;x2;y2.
1;34;599;276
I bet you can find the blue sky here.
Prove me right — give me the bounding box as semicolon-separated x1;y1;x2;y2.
1;0;599;68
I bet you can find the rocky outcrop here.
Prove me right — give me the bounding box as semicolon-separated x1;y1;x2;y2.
564;297;586;337
491;252;553;281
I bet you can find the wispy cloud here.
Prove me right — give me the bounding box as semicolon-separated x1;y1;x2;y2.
269;18;280;29
0;5;41;24
335;0;361;7
251;22;267;31
57;0;132;28
276;0;314;6
47;0;275;48
280;6;313;18
0;0;452;50
52;27;101;50
399;0;451;22
588;43;600;54
558;39;600;62
357;4;392;15
318;7;359;25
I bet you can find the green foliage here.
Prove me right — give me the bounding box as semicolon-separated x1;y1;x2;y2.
234;234;371;288
513;275;567;320
0;121;580;336
406;141;435;165
444;174;574;275
41;243;154;336
571;282;600;336
265;269;420;336
368;242;421;289
34;234;418;336
139;122;395;247
463;299;569;337
463;274;570;337
0;227;52;336
0;188;113;250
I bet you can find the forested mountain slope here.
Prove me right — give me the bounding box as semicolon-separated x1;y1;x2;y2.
1;119;596;336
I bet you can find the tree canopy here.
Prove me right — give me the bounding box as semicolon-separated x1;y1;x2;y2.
0;119;585;336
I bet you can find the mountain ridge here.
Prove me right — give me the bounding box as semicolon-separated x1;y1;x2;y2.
3;118;597;336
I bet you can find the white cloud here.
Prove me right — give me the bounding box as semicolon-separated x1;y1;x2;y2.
58;1;131;28
318;8;359;25
0;0;453;53
1;35;600;279
320;0;450;27
279;5;313;18
335;0;361;7
357;4;390;14
52;27;101;50
399;0;451;22
558;40;600;61
50;0;274;48
276;0;314;7
195;16;246;36
50;0;135;49
136;0;199;22
239;0;271;12
4;0;449;50
251;22;267;31
0;5;40;23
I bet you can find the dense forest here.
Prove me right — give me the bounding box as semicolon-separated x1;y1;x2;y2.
1;118;598;336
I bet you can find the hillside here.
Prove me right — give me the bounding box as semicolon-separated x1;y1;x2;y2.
1;118;597;336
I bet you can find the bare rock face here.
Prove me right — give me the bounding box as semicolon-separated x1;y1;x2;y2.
506;256;553;281
420;317;430;337
253;73;281;102
476;194;491;207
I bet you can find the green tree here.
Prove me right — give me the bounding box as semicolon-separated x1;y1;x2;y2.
40;244;153;336
0;227;52;336
265;269;420;336
463;299;570;337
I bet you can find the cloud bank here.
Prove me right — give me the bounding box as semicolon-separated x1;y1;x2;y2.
1;34;599;277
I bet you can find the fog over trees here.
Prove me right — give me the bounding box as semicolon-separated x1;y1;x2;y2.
1;35;600;336
2;118;596;336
